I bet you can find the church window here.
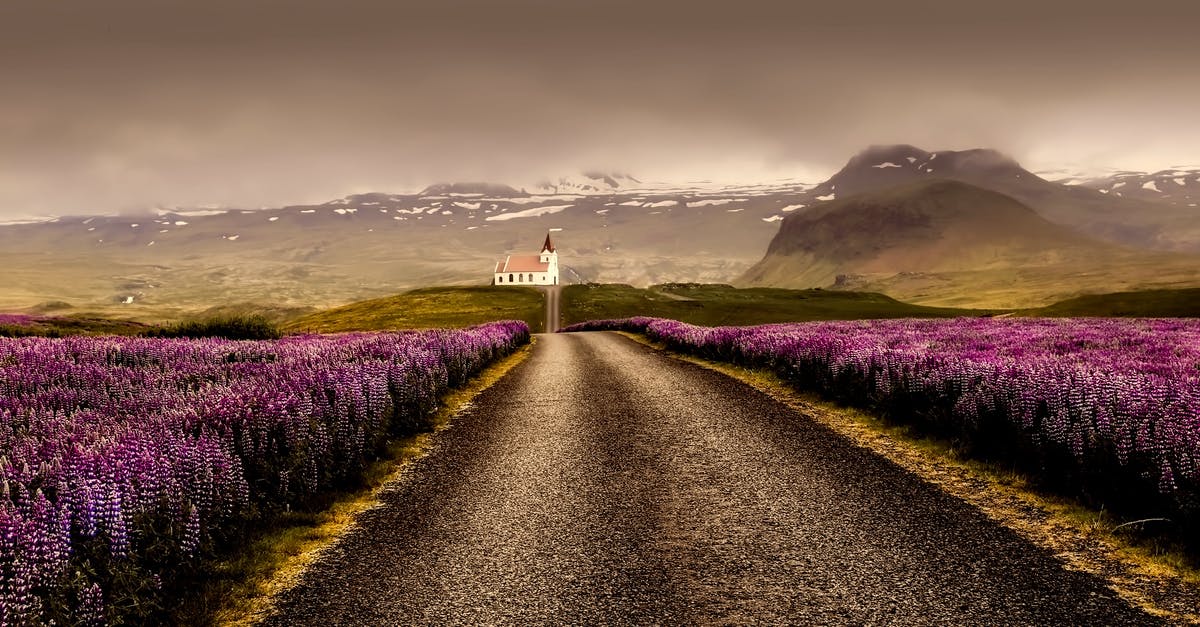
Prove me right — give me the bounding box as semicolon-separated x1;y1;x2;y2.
509;273;514;282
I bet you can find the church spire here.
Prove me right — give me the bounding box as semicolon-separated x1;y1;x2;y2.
541;231;555;253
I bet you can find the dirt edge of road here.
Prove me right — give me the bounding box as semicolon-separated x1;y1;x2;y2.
213;341;536;627
616;331;1200;624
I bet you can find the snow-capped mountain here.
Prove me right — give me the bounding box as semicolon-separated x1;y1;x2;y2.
1040;168;1200;207
527;172;644;194
0;177;814;312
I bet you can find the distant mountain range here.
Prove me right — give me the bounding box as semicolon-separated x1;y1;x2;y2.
0;174;809;315
1046;168;1200;206
1;148;1197;313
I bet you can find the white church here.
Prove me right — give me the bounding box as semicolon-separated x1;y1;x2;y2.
493;232;559;285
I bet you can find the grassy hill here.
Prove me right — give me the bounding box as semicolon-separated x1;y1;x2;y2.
0;314;152;337
280;283;989;336
8;285;1197;338
1019;288;1200;318
281;286;546;334
561;283;989;327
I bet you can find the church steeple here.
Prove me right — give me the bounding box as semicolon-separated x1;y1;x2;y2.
541;232;555;253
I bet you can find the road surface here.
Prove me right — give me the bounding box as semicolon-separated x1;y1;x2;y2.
543;285;561;333
263;332;1156;625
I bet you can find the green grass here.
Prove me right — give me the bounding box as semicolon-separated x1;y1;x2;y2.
561;283;992;327
281;286;546;334
1019;288;1200;318
9;285;1198;339
187;302;318;325
145;314;283;340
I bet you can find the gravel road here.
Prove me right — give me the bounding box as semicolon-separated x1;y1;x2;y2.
262;332;1157;625
543;285;561;333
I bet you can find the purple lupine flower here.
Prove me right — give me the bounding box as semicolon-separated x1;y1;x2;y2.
564;316;1200;509
0;320;529;624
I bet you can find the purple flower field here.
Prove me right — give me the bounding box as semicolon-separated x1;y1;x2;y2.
564;317;1200;521
0;321;528;624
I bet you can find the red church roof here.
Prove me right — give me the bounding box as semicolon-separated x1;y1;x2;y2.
495;232;556;274
496;255;549;273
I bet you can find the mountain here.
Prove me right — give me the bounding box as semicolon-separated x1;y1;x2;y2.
418;182;524;196
3;147;1199;316
529;172;643;194
809;145;1200;252
1047;168;1200;206
810;145;1028;197
743;179;1109;285
0;182;809;315
740;180;1200;307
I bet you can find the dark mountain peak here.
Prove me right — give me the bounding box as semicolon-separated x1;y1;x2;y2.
581;170;642;186
845;144;933;168
341;192;398;203
935;148;1023;173
814;145;1044;200
419;182;523;196
839;145;1024;177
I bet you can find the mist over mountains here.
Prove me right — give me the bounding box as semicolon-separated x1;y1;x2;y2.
1;146;1198;313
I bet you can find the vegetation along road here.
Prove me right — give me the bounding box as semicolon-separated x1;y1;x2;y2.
263;332;1158;625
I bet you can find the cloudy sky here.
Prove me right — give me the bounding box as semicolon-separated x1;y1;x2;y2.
2;0;1198;216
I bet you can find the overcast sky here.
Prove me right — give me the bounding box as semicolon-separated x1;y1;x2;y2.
2;0;1198;216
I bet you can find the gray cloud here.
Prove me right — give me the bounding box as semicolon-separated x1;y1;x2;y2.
2;0;1198;215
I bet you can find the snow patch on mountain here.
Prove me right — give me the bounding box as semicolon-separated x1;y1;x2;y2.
485;204;574;221
688;199;745;207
